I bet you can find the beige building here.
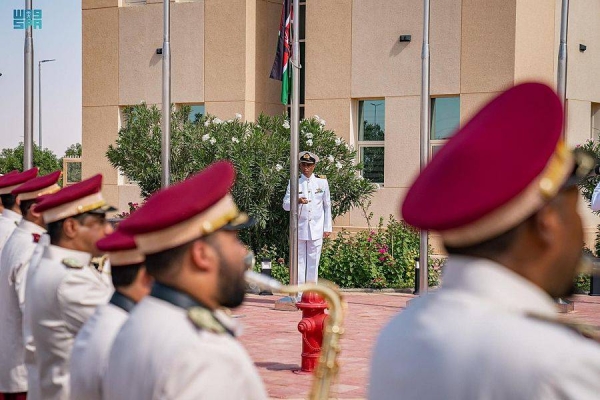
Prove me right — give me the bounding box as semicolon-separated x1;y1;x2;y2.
82;0;600;246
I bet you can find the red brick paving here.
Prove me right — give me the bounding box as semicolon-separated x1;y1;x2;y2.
237;293;600;399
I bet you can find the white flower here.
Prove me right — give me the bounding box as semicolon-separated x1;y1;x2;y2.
275;164;283;172
283;120;290;129
320;119;326;127
313;115;320;121
232;137;240;143
358;175;364;180
327;155;334;163
335;161;343;170
235;113;242;120
204;121;210;127
209;138;216;145
227;119;233;123
306;139;313;147
214;118;222;124
335;137;342;145
304;132;313;139
373;183;380;190
202;134;210;142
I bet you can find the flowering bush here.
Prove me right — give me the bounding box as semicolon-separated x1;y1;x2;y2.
115;201;142;219
106;104;375;256
254;216;442;289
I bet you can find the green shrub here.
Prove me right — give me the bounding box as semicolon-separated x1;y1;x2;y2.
107;105;376;257
253;215;442;289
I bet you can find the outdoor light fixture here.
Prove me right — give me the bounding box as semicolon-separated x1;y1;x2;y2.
399;35;412;42
156;48;163;55
580;44;587;52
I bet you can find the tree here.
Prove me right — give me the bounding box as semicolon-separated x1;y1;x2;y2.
0;143;61;176
107;104;376;255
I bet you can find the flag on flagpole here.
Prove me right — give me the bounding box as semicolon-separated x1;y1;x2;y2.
269;0;293;105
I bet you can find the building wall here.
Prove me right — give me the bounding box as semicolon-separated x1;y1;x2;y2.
82;0;600;247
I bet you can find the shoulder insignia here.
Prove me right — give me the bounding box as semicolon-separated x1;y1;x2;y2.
188;307;226;334
62;258;83;269
91;255;107;273
316;174;327;180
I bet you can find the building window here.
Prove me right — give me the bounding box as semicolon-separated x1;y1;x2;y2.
186;104;205;123
357;100;385;184
122;0;146;6
430;96;460;158
592;103;600;141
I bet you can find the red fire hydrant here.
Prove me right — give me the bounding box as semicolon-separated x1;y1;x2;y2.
296;292;328;372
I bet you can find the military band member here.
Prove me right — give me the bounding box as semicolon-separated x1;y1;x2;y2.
0;170;61;400
283;151;332;291
70;230;150;400
369;83;600;399
104;161;267;400
0;168;38;253
26;174;115;400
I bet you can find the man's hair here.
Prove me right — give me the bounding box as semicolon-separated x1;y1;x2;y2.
144;234;216;279
19;199;37;217
111;263;144;288
47;213;90;245
444;223;522;258
0;194;17;211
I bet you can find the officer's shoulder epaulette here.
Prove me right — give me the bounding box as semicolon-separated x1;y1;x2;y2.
315;174;327;180
188;307;227;334
62;258;84;269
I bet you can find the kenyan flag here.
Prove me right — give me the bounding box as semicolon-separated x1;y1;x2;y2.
269;0;293;105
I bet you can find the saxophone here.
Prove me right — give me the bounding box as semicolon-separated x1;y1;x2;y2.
245;270;347;400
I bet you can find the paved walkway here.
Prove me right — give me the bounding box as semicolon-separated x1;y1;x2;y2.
236;292;600;399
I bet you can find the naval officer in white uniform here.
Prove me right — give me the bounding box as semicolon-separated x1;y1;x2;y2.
283;151;332;287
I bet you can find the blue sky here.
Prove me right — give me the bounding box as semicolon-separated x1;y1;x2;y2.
0;0;81;157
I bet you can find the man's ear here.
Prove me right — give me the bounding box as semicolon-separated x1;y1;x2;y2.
30;203;42;219
533;203;560;246
189;239;216;274
16;197;22;207
62;217;80;240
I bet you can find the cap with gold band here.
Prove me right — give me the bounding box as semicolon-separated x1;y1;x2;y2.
118;161;255;255
12;170;62;201
35;174;117;224
299;151;319;164
401;82;593;248
0;168;39;195
96;230;144;267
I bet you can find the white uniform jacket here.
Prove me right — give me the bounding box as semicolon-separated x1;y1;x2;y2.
22;233;49;400
0;209;22;256
283;174;332;240
0;220;45;392
591;181;600;211
104;285;267;400
70;292;133;400
27;245;113;400
369;256;600;400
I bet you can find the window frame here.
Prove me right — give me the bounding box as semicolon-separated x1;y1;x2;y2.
356;99;385;185
429;95;460;160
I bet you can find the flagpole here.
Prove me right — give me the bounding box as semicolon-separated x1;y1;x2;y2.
557;0;568;136
24;0;34;170
161;0;171;188
289;0;300;286
418;0;431;294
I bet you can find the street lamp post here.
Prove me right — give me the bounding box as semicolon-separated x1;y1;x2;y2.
24;0;34;170
38;59;56;149
370;102;382;126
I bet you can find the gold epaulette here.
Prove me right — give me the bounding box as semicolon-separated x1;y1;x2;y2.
62;258;84;269
188;307;227;334
316;174;327;179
